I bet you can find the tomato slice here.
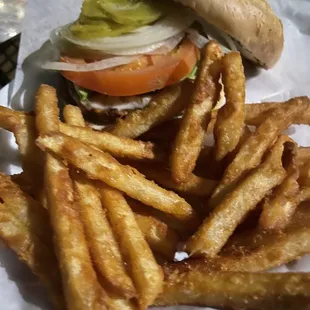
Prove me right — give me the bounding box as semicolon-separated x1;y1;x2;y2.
61;39;199;96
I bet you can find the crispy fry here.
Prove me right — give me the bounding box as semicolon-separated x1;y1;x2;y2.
99;184;163;309
134;212;179;261
35;85;108;310
0;174;64;309
245;96;310;126
110;85;183;138
170;41;222;183
216;202;310;272
59;122;164;161
259;161;299;231
214;52;245;161
210;98;307;207
155;262;310;309
133;162;218;197
36;133;199;228
0;106;44;190
63;105;86;127
186;136;295;257
64;103;136;299
72;174;136;298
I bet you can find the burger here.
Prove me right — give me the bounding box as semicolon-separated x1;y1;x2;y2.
43;0;284;124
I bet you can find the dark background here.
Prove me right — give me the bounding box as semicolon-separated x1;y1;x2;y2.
0;34;20;89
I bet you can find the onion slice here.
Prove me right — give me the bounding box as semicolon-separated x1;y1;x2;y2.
186;28;209;48
57;12;194;52
41;55;139;72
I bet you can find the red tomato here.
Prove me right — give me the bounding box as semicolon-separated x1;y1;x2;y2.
61;39;199;96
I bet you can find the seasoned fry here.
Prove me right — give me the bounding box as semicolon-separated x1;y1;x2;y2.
214;52;245;161
155;262;310;309
210;98;307;206
0;174;64;309
73;174;136;298
99;184;163;309
259;162;299;231
186;136;295;257
170;41;222;183
216;202;310;272
59;122;164;161
110;85;183;138
134;163;218;196
134;212;179;261
35;85;108;310
245;96;310;126
36;133;199;228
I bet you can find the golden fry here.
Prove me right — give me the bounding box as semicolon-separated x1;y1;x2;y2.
259;162;299;231
217;202;310;272
170;41;222;183
73;174;136;298
186;136;295;257
35;85;108;310
210;98;307;206
63;105;86;127
214;52;245;161
134;163;218;197
0;173;64;309
59;122;164;161
64;103;136;298
134;212;179;261
155;262;310;309
245;96;310;126
111;85;183;138
36;133;199;228
99;184;163;309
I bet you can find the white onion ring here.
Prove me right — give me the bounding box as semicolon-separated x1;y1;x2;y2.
41;55;139;72
186;28;209;48
57;12;194;51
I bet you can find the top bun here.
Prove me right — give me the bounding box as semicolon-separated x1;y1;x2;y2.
174;0;284;68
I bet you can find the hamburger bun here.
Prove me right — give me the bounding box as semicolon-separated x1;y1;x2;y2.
174;0;284;68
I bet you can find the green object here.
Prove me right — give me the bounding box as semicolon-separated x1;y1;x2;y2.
70;0;170;39
182;63;199;81
78;89;89;101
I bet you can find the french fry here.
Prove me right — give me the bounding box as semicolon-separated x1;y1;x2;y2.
133;162;218;197
36;133;199;228
0;107;44;190
216;202;310;272
59;122;164;161
245;96;310;126
155;262;310;309
35;85;108;310
63;105;86;127
170;41;222;183
99;184;163;309
259;161;300;231
214;52;245;161
0;174;64;309
72;173;136;298
210;98;307;207
64;104;136;299
134;212;179;261
110;85;183;138
186;136;295;257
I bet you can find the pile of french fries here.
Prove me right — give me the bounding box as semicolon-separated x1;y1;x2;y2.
1;41;310;309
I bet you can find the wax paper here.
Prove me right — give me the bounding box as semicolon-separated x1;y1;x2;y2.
0;0;310;309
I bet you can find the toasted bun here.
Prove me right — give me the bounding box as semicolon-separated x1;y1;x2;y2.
174;0;284;68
